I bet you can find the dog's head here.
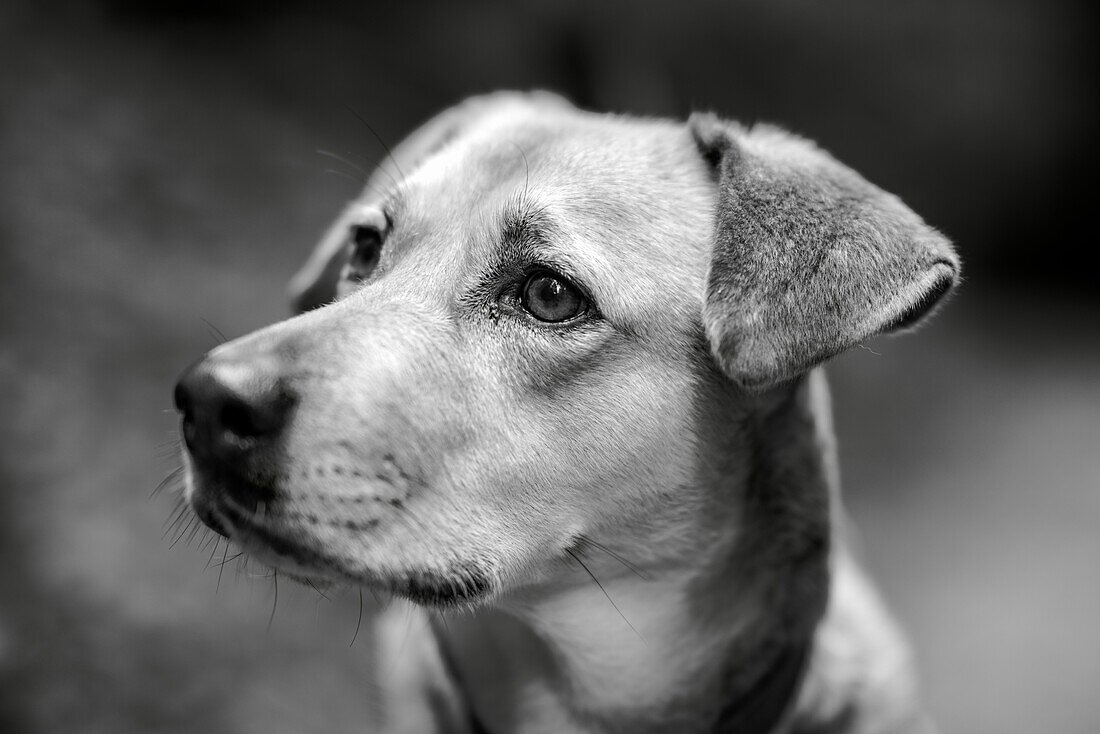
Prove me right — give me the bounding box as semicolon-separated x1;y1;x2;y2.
175;92;957;607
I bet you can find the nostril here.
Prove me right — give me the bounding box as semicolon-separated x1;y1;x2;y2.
219;397;266;440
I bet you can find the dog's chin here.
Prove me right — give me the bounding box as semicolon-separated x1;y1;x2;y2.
183;469;496;609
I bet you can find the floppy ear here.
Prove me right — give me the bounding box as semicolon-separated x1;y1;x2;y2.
689;113;959;391
287;90;574;313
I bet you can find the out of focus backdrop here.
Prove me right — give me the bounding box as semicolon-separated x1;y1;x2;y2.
1;1;1097;732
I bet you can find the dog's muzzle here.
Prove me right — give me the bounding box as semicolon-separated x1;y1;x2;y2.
174;355;295;533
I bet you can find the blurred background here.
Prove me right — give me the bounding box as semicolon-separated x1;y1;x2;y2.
1;0;1097;732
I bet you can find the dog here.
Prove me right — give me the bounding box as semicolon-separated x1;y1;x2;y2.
174;91;958;733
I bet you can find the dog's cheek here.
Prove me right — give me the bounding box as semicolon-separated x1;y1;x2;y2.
461;336;704;539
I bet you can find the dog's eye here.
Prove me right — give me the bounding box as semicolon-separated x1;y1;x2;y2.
521;271;587;323
345;224;383;282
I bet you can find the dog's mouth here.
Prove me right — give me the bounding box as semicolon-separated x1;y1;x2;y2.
218;495;317;561
187;471;335;569
186;460;273;535
183;466;496;608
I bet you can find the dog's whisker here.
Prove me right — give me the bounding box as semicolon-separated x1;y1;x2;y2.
169;516;196;549
267;570;279;632
198;528;220;554
160;498;181;526
575;535;651;581
162;514;188;541
162;501;191;537
317;149;397;202
161;494;187;527
343;105;407;187
323;167;369;187
185;517;206;547
215;543;232;593
305;578;331;601
203;535;222;569
152;466;185;499
565;548;645;643
349;586;364;647
161;514;183;539
317;149;371;181
154;445;183;461
199;317;228;345
213;550;244;568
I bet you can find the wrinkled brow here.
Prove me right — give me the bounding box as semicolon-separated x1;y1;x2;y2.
492;199;595;287
491;198;613;304
499;197;556;249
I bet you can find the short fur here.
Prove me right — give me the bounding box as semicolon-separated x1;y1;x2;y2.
175;91;956;734
689;112;957;390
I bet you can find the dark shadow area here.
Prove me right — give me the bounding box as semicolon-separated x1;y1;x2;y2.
1;1;1096;732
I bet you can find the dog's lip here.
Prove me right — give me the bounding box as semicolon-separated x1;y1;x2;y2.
186;467;373;577
214;499;388;589
187;482;232;539
188;475;493;607
205;496;495;608
217;496;319;562
187;465;313;556
196;505;232;539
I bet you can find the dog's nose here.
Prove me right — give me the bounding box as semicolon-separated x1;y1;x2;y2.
174;358;292;461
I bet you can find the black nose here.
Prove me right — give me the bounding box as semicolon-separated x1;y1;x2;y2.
174;358;292;461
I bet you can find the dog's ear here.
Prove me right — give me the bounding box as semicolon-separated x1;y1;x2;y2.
288;91;574;313
689;113;959;391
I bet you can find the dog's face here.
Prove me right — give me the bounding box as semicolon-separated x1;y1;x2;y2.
176;92;957;607
179;96;723;604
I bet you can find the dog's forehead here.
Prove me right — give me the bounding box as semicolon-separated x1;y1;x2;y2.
392;108;717;331
413;108;711;232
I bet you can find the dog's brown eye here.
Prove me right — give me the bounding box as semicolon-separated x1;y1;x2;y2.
345;224;382;282
521;271;587;323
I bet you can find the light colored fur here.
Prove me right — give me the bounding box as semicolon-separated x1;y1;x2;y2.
181;92;954;733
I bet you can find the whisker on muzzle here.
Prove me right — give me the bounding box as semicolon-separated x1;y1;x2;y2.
565;547;645;643
343;105;408;187
268;569;279;632
161;496;191;536
199;317;229;346
574;534;651;581
152;465;185;499
349;587;363;648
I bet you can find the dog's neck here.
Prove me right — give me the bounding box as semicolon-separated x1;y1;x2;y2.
434;374;834;734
